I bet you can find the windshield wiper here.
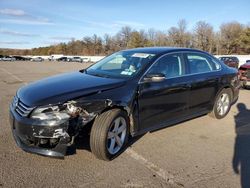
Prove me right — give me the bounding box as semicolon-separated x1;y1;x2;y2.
88;72;110;78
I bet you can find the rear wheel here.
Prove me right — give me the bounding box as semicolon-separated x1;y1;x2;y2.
209;89;232;119
90;109;129;161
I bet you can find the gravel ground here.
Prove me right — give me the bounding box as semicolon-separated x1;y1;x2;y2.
0;61;250;188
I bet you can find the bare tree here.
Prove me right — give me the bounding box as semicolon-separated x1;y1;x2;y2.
168;19;191;47
147;28;157;46
155;31;169;46
239;27;250;54
82;36;93;55
220;22;244;54
103;34;112;54
91;34;103;55
193;21;214;53
116;26;133;49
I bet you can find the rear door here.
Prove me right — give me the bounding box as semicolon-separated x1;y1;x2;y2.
183;52;221;114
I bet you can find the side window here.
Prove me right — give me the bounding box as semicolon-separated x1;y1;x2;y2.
148;53;184;78
186;53;220;74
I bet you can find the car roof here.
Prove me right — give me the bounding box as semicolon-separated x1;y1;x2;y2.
122;47;206;55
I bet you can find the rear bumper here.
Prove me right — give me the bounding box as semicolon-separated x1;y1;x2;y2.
9;106;71;158
231;78;240;104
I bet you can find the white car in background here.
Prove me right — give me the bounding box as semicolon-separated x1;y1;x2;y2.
1;56;16;61
67;56;83;63
31;57;44;62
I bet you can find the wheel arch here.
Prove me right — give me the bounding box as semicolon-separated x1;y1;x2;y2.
209;85;233;119
208;84;233;113
217;85;233;102
100;104;138;136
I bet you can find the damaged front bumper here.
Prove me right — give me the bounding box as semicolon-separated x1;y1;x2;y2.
9;105;72;158
9;96;111;158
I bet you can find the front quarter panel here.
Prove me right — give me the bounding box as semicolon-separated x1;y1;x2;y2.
74;81;139;134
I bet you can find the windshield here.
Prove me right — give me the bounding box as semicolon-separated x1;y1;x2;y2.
86;51;156;79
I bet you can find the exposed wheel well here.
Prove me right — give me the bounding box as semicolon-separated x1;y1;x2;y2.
101;105;127;114
98;106;134;136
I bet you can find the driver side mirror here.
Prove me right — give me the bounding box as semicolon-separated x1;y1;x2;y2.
143;73;165;82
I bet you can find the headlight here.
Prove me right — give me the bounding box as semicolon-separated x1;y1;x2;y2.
30;101;96;126
31;105;70;126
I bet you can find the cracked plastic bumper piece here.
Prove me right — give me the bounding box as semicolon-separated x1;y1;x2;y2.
12;128;68;158
9;106;71;158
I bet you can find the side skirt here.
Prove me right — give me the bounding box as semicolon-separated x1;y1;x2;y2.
131;110;209;137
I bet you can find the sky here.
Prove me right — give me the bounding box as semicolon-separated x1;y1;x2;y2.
0;0;249;49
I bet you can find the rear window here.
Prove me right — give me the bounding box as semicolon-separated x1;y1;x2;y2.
220;57;239;62
186;53;220;74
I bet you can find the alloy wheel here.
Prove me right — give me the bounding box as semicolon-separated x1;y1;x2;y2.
217;93;230;116
107;117;127;155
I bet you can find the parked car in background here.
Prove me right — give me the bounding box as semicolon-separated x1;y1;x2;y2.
31;57;44;62
68;56;83;63
219;56;239;69
81;57;90;63
239;60;250;89
12;56;28;61
25;57;32;61
9;47;240;160
1;56;16;61
57;56;69;62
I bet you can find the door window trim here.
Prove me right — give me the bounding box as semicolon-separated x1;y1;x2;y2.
183;52;222;75
139;51;222;84
139;52;186;83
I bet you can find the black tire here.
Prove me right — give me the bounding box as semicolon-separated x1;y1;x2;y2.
209;88;232;119
90;109;129;161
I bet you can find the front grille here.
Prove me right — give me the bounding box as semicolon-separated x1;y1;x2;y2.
12;96;34;117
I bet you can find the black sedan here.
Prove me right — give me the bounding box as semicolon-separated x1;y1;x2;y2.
9;47;240;160
57;56;69;62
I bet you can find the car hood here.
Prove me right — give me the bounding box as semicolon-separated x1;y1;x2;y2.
17;71;126;107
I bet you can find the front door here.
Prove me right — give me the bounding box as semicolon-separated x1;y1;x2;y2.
138;53;190;131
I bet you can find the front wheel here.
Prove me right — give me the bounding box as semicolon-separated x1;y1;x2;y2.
90;109;129;161
209;89;232;119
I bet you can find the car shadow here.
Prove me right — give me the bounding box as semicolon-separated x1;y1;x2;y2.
233;103;250;188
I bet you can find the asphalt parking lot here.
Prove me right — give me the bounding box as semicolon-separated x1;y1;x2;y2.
0;61;250;188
